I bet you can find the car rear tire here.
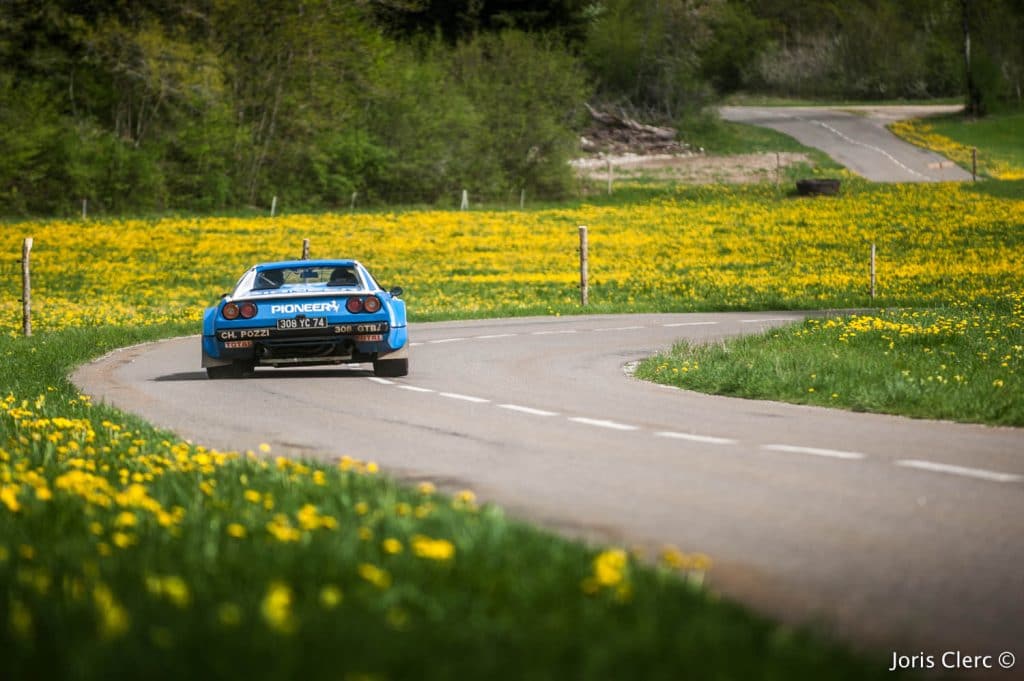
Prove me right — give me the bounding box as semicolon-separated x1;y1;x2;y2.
206;361;255;379
206;365;234;379
373;357;408;377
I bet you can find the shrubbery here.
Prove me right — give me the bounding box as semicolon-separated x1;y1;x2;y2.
0;3;591;216
1;0;1022;216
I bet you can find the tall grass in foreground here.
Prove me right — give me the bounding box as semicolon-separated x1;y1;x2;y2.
0;325;899;680
638;296;1024;426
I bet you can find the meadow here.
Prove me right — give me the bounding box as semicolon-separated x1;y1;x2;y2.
2;181;1022;332
636;111;1024;426
3;175;1022;678
890;110;1024;180
637;298;1024;425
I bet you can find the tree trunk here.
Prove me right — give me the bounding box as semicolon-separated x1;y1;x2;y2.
961;0;982;117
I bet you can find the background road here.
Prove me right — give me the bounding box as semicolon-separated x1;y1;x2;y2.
74;313;1023;660
719;105;973;182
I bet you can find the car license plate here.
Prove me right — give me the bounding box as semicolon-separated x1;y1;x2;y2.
277;317;327;330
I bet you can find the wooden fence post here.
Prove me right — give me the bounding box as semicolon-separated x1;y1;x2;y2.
301;238;310;260
22;238;32;337
606;159;613;195
351;191;358;211
578;226;589;306
972;147;977;181
271;195;278;217
870;243;876;300
82;199;87;220
460;189;469;210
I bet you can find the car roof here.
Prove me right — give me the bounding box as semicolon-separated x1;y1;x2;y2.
253;259;360;270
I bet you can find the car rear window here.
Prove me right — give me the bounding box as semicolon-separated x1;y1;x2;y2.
253;266;360;290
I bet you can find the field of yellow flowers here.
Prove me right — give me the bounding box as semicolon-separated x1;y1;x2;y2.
2;181;1022;332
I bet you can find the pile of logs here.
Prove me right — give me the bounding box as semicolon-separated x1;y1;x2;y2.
580;104;689;155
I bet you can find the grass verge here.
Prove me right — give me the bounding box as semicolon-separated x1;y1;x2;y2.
637;297;1024;426
889;109;1024;179
0;324;900;679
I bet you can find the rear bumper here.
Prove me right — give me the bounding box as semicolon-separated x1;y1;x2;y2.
202;324;407;365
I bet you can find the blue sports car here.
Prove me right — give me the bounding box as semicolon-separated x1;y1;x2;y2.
201;259;408;378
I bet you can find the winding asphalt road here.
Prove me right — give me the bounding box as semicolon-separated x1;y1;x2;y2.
74;313;1023;668
719;105;973;182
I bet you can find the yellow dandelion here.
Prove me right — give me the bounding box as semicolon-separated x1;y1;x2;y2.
358;563;391;589
319;585;343;609
227;523;247;539
260;582;296;634
410;535;455;561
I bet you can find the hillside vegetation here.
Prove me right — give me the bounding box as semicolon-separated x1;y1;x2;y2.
2;0;1023;216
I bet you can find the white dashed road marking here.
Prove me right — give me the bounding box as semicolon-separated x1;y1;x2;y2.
813;119;930;180
397;385;434;393
662;321;718;327
390;320;1014;486
655;431;737;446
762;444;866;460
895;460;1023;483
594;325;645;332
439;392;490;404
498;404;559;417
568;417;638;431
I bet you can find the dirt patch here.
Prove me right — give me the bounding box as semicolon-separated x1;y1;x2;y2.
573;104;815;185
571;151;810;185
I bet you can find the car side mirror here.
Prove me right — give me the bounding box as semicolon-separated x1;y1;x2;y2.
389;286;404;298
220;293;230;298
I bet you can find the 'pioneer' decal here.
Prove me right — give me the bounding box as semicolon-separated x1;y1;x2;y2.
269;301;341;314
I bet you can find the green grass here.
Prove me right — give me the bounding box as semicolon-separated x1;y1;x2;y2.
636;301;1024;426
688;113;842;168
928;109;1024;172
0;324;904;680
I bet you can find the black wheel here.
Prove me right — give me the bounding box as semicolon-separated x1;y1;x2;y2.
206;365;234;379
206;361;255;379
373;357;408;377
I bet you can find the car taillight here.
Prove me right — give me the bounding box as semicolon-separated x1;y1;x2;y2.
346;297;363;313
222;303;240;320
363;295;381;313
239;302;258;319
